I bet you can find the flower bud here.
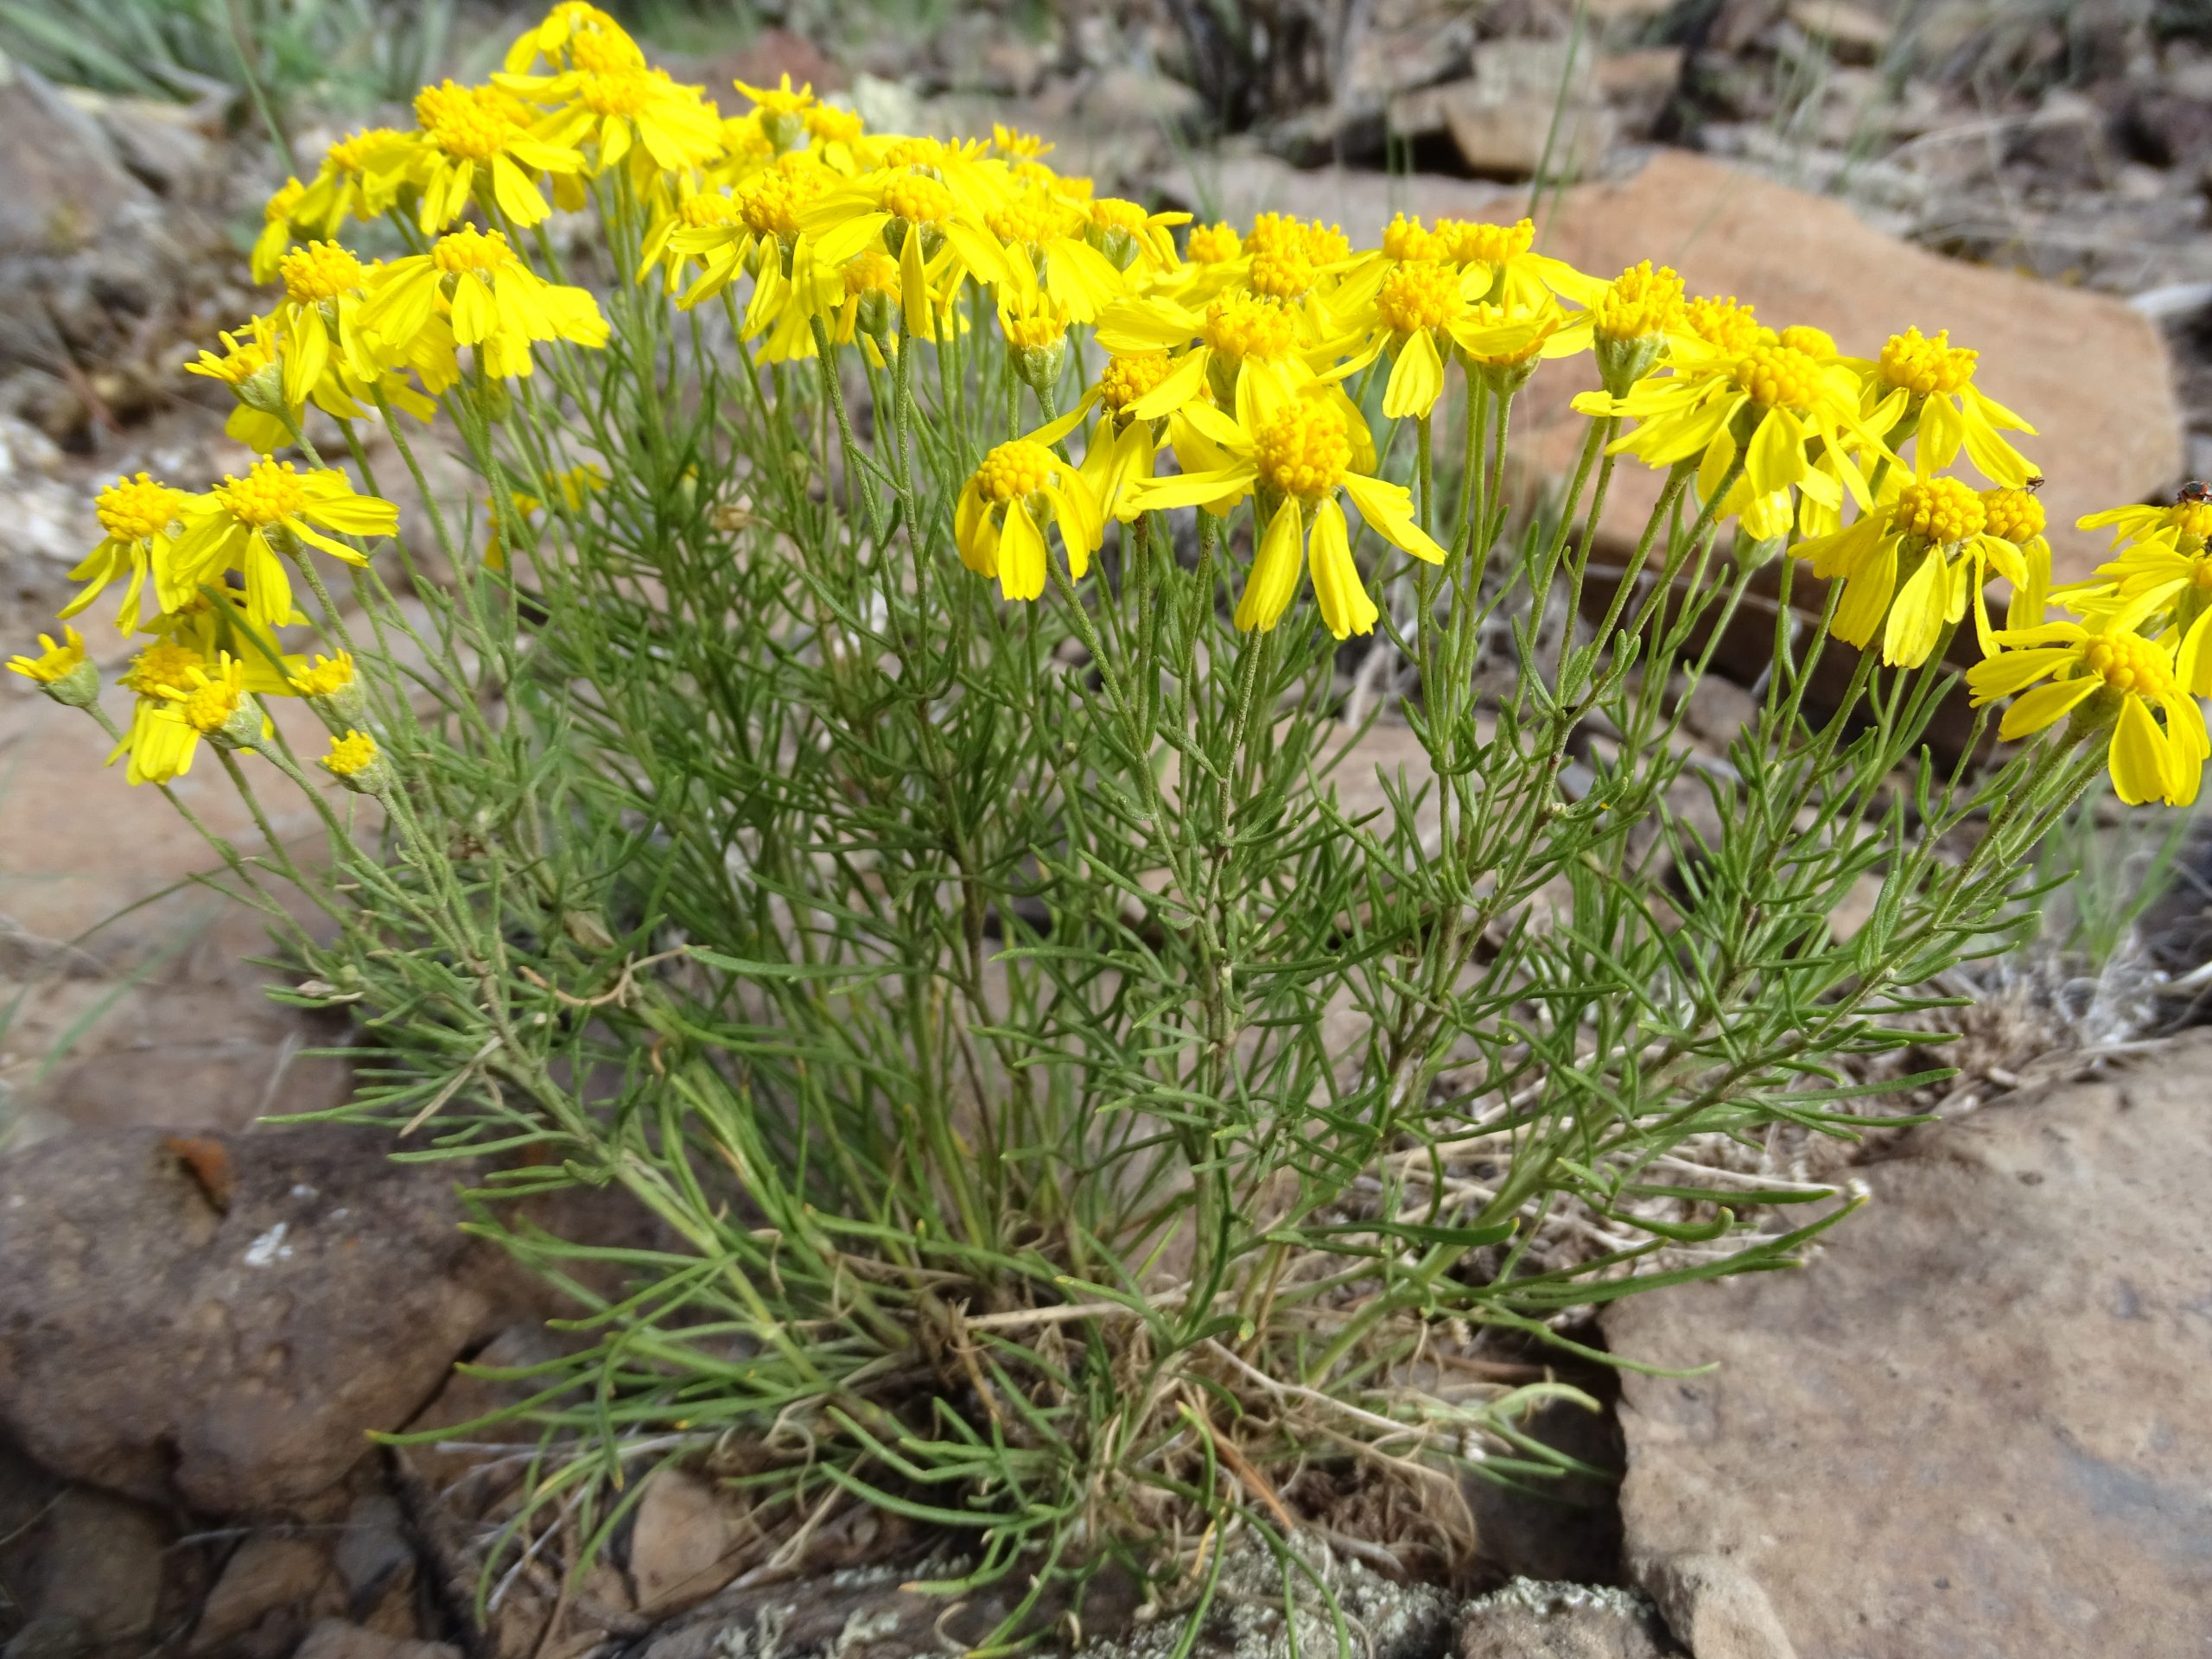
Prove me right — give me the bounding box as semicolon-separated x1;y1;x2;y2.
760;109;805;155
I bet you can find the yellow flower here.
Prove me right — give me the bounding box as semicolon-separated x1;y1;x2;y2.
637;181;739;289
8;626;95;705
1084;197;1189;276
798;160;1009;334
63;474;189;632
114;652;264;786
503;3;641;73
2078;490;2212;556
295;127;415;235
1859;327;2037;487
1125;384;1445;639
251;177;307;283
272;240;385;412
1433;215;1600;309
671;154;843;309
505;60;723;175
953;436;1104;601
321;729;385;791
410;79;586;233
1800;474;2034;664
1574;334;1891;530
1186;221;1243;264
360;226;607;382
167;461;399;632
7;625;86;683
983;184;1128;322
1967;612;2208;806
1681;294;1768;353
734;73;816;153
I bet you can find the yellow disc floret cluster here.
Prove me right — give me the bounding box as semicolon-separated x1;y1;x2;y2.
1591;262;1685;342
1256;402;1351;501
1376;262;1461;335
279;241;367;302
214;460;309;529
975;440;1058;505
1684;295;1764;353
434;226;519;275
322;730;381;776
97;474;185;543
1894;476;1986;545
1979;487;2045;545
1096;352;1174;413
1205;294;1299;363
2084;631;2177;699
1736;344;1822;411
1185;222;1242;264
1879;327;1977;397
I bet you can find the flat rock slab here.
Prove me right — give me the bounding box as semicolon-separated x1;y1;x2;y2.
0;1126;537;1513
1603;1033;2212;1657
1177;149;2181;582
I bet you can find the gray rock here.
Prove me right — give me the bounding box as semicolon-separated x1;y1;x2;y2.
333;1493;414;1614
12;1485;169;1645
1634;1554;1794;1659
1457;1579;1679;1658
0;1126;544;1513
188;1535;340;1654
1605;1033;2212;1657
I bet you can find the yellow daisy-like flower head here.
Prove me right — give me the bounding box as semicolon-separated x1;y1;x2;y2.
279;239;367;306
1124;385;1445;640
7;626;96;706
360;225;607;384
1863;326;2037;487
1575;322;1890;538
252;177;307;283
321;729;388;792
1086;196;1187;275
1892;475;1986;546
1380;213;1448;264
117;652;266;785
1683;294;1769;354
954;435;1105;602
503;3;639;73
64;472;190;633
167;460;398;632
291;650;365;723
1803;470;2038;665
1255;397;1352;503
1095;352;1175;428
1969;612;2208;806
411;79;584;232
806;103;865;149
735;72;815;152
1001;294;1071;396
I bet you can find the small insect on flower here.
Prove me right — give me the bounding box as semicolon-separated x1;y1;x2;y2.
954;437;1104;603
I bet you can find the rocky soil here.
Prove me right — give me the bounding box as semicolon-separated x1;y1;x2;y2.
5;0;2212;1656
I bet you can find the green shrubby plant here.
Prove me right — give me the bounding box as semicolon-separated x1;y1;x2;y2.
13;1;2196;1624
